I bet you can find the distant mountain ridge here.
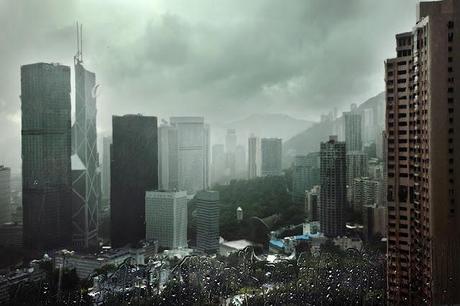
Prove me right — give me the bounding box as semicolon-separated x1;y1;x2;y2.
283;92;385;164
226;113;315;141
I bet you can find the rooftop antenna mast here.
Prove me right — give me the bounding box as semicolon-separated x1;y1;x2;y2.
74;21;83;65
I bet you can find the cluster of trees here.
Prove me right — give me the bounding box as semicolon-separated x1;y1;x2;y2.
212;175;304;241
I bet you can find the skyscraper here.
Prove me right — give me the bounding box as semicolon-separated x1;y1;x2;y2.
352;177;382;214
225;129;237;179
195;190;219;254
0;166;11;224
101;136;112;208
158;121;179;190
111;115;158;248
346;151;368;203
386;1;460;303
235;145;246;177
305;185;320;221
170;117;209;194
292;155;313;204
319;136;346;237
248;134;261;179
211;144;226;185
261;138;282;176
71;56;100;249
145;190;187;249
21;63;72;250
343;111;362;152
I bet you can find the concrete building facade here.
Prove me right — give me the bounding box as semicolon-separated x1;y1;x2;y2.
248;135;261;179
319;136;346;237
145;191;187;249
195;190;219;254
344;111;363;152
261;138;283;176
386;1;460;303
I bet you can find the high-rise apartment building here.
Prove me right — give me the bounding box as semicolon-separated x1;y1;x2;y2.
0;166;11;225
111;115;158;248
386;1;460;303
145;191;187;249
71;59;100;250
292;155;316;204
352;177;382;214
170;117;209;194
261;138;283;176
248;135;261;179
21;63;72;250
344;111;363;152
346;151;368;203
363;204;387;242
195;190;219;254
305;185;320;221
319;136;346;237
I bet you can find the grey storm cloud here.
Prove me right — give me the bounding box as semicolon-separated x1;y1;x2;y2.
0;0;418;172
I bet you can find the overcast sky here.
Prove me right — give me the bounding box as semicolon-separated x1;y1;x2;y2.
0;0;419;172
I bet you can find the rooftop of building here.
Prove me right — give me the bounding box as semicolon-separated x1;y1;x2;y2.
220;239;253;250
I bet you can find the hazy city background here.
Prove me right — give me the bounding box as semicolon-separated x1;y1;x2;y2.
1;0;418;173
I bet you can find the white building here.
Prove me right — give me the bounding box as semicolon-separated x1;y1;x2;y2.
219;239;253;257
145;191;188;249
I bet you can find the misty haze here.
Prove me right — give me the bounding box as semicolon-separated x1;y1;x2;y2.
0;0;459;305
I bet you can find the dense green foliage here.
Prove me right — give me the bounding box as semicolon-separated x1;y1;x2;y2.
212;175;305;241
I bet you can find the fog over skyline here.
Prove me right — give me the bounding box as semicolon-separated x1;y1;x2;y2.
0;0;418;172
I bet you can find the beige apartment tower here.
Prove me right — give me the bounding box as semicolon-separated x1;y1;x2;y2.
385;0;460;304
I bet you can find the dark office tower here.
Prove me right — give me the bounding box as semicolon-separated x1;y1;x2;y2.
71;48;100;249
21;63;72;250
386;1;460;304
343;111;362;152
319;136;346;237
261;138;283;176
195;190;219;254
111;115;158;248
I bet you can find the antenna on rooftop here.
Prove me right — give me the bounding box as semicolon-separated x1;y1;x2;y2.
74;21;83;65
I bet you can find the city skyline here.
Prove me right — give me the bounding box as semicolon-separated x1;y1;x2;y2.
1;1;459;304
0;0;419;172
